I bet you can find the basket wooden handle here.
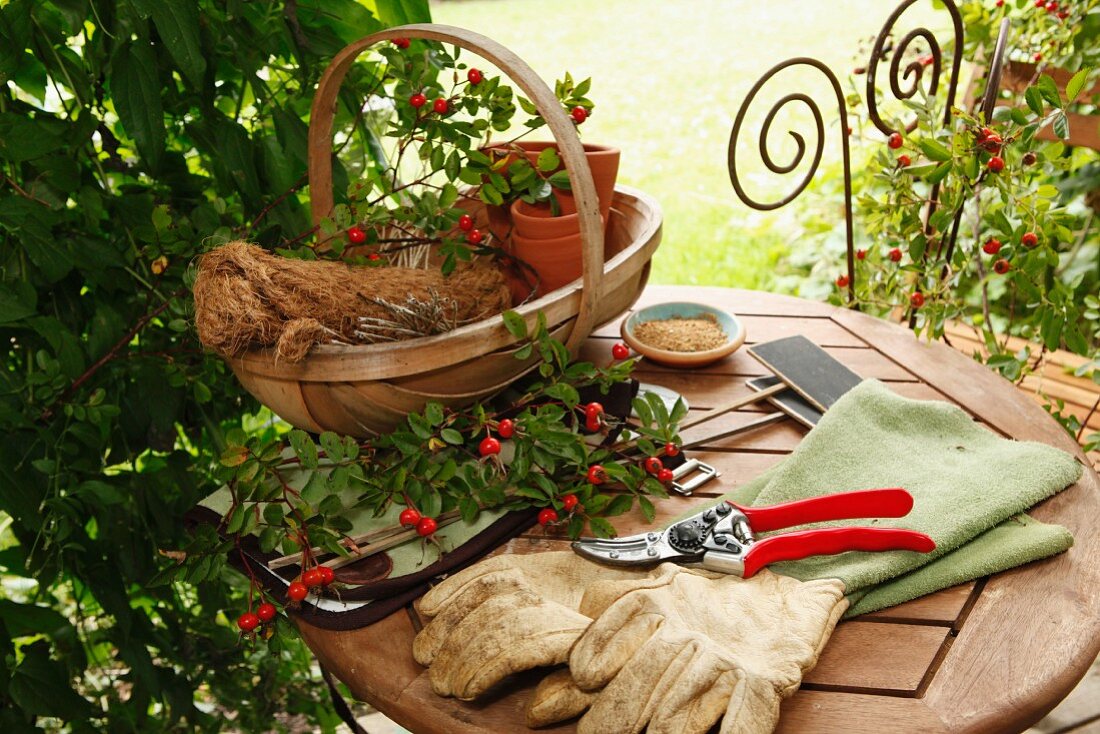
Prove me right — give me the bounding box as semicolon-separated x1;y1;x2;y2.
307;23;604;352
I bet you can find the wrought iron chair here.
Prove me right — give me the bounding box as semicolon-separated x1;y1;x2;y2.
726;0;1011;308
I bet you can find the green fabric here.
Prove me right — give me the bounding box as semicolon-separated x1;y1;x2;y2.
689;380;1080;615
845;514;1073;616
201;460;506;578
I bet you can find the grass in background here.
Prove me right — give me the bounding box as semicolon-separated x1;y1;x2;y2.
432;0;942;289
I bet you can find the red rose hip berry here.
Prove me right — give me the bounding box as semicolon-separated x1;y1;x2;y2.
416;517;438;536
887;132;903;149
657;468;675;483
347;225;366;244
987;156;1005;173
237;612;260;633
982;238;1002;255
664;441;679;457
479;436;501;457
287;582;308;602
302;568;323;588
409;93;427;108
318;566;335;586
466;228;483;245
611;342;630;360
399;508;421;527
562;494;579;511
458;214;474;231
497;418;515;439
644;457;663;475
587;465;606;485
889;247;903;262
467;68;483;85
538;508;559;526
256;602;277;623
392;38;410;49
433;98;449;114
856;249;867;260
1021;231;1039;248
571;106;588;123
910;292;925;308
993;258;1011;274
836;274;850;288
897;154;911;167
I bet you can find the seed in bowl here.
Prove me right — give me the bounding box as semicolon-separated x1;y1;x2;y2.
633;314;727;353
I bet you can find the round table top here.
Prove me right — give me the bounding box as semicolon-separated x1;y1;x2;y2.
297;286;1100;734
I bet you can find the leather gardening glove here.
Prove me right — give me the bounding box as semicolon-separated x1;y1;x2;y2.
412;551;680;701
556;567;847;734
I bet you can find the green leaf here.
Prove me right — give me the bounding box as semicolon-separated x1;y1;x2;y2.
0;113;63;162
373;0;432;25
927;161;952;185
547;170;572;190
502;310;527;339
587;517;616;538
440;428;464;445
638;495;656;523
917;138;951;162
8;641;93;719
478;183;504;206
536;146;561;173
0;279;36;324
1066;67;1092;103
603;494;633;517
1053;112;1069;140
288;430;319;469
1036;74;1062;108
111;42;165;170
319;431;345;462
148;1;206;88
1024;86;1045;116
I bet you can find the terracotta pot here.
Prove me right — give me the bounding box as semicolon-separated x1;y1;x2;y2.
484;141;620;222
511;229;586;296
510;199;604;240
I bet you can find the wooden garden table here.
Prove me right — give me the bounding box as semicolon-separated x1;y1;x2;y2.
297;285;1100;734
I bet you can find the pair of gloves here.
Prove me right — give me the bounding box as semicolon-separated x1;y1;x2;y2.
413;552;847;734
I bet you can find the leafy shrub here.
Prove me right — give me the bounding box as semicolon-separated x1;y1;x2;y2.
0;1;433;729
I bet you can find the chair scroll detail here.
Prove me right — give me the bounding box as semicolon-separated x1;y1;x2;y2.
727;0;1011;306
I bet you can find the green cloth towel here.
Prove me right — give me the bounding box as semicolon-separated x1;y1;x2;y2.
699;380;1081;616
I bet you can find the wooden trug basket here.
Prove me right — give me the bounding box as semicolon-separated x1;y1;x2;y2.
227;24;662;437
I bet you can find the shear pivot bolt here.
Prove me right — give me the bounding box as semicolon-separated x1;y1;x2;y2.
715;504;732;516
608;551;619;559
712;534;728;546
646;547;658;557
646;533;658;542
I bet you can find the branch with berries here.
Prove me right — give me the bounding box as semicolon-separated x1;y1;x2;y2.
173;312;681;639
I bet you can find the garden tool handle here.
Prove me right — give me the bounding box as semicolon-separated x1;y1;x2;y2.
308;24;603;352
741;527;936;578
731;487;915;532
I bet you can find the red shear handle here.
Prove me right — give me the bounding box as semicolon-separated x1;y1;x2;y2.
732;488;914;533
741;527;936;578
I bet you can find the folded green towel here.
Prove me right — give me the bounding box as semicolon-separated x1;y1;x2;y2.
699;380;1081;613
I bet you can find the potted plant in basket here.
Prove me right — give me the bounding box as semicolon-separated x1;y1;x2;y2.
310;41;617;301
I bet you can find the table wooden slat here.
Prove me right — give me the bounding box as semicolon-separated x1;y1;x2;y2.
804;621;950;692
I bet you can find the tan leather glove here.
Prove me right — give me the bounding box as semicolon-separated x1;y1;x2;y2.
560;568;848;734
412;552;678;701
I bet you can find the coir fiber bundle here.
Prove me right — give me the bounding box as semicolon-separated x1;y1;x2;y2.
192;241;512;362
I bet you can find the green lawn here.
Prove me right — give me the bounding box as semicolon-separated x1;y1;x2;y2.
431;0;942;288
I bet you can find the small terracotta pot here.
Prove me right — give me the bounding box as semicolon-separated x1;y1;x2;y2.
484;141;620;222
510;199;602;240
511;229;587;296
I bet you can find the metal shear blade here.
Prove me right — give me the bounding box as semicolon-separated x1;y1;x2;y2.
572;530;685;566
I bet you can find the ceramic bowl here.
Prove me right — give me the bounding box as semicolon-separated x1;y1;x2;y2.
621;302;746;368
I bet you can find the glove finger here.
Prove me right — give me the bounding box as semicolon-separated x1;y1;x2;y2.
720;673;783;734
418;554;525;616
577;633;703;734
577;562;685;618
647;650;738;734
431;592;591;700
413;568;527;665
526;669;597;729
569;590;664;691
